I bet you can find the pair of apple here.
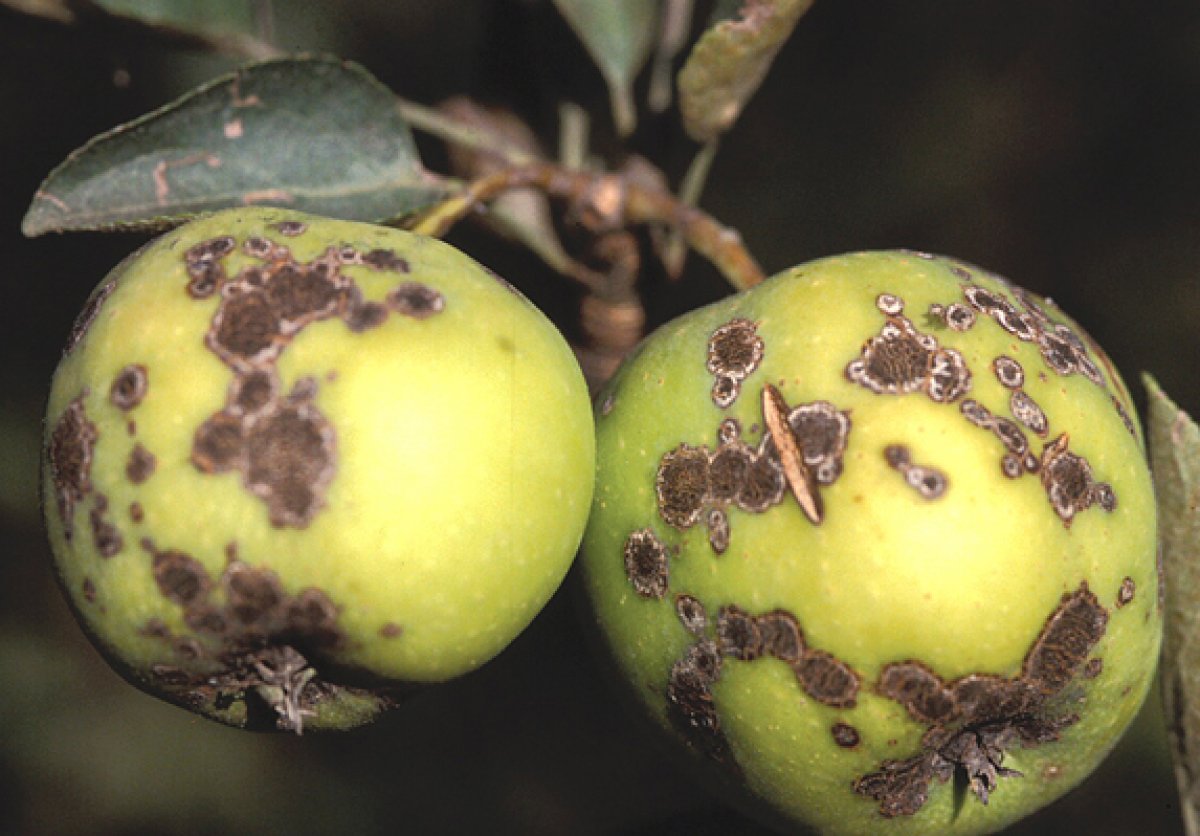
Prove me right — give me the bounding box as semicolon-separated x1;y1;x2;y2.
43;208;1159;834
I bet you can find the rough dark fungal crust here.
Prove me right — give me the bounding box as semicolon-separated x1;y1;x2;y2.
89;494;123;557
1010;390;1049;437
707;319;764;407
706;507;730;555
674;594;707;636
110;364;149;410
845;311;970;404
656;444;711;529
716;605;764;661
666;640;740;772
623;528;669;599
993;356;1024;389
757;610;804;663
48;394;97;539
795;651;860;708
857;581;1109;817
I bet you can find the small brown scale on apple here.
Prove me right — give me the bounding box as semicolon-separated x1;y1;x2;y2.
883;444;948;500
855;582;1111;816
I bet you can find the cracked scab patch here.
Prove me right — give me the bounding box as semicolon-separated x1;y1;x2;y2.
795;651;860;708
623;528;669;599
883;445;948;500
1040;434;1116;526
184;236;235;299
1010;390;1049;437
992;356;1024;390
656;444;711;529
110;364;149;410
857;582;1108;817
716;605;764;661
706;319;764;408
48;394;97;539
927;302;976;332
675;594;707;636
766;400;853;487
387;282;444;319
845;310;970;404
270;220;308;237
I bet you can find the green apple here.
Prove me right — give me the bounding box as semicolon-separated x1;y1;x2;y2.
581;251;1159;834
43;207;595;732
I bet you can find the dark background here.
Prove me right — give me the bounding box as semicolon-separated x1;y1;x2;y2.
1;1;1195;833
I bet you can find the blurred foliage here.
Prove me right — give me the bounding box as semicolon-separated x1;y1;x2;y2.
2;0;1196;833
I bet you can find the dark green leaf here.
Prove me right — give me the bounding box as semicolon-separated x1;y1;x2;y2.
23;55;448;237
552;0;661;137
677;0;813;143
0;0;278;58
1146;373;1200;836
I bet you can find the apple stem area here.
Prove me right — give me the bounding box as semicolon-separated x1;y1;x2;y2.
405;160;766;390
251;645;317;734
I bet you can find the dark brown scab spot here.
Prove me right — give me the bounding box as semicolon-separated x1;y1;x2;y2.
674;594;707;636
152;549;212;606
386;282;445;319
1113;396;1137;437
854;754;937;818
1117;577;1135;608
1040;434;1109;526
224;563;284;626
757;610;804;662
945;303;976;331
380;622;403;639
185;605;227;635
230;369;276;416
67;277;119;353
737;450;785;513
884;446;949;500
187;236;236;265
707;319;764;381
717;417;741;445
876;293;904;315
960;398;994;429
963;284;1003;314
266;262;342;325
666;641;738;769
1023;582;1108;694
109;364;148;411
622;529;669;599
794;650;859;708
848;327;929;395
88;494;123;558
1010;390;1048;436
211;289;283;365
172;637;203;661
832;722;861;748
993;356;1024;389
1039;332;1078;376
129;502;144;523
192;411;245;473
711;375;740;408
703;441;749;505
271;221;308;237
284;588;342;648
992;418;1029;456
1083;658;1103;679
784;401;852;485
244;402;335;528
125;443;156;484
656;444;710;529
344;296;388;332
361;248;410;272
951;675;1036;724
884;444;911;468
337;245;361;265
82;577;97;602
878;662;956;724
716;605;763;661
141;618;170;639
1001;454;1023;479
706;507;730;554
927;349;972;403
48;395;98;538
242;235;277;260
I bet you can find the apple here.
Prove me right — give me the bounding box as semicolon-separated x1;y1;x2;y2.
581;250;1160;834
43;207;595;732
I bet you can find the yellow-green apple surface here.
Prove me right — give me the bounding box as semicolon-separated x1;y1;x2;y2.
44;207;595;732
581;251;1160;834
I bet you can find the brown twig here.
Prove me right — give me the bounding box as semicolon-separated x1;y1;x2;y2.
410;162;766;293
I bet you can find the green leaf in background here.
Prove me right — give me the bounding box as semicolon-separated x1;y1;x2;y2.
552;0;661;137
677;0;814;143
1146;373;1200;836
0;0;278;58
22;55;448;237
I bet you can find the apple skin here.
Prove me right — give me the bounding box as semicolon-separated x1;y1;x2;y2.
580;251;1160;834
43;207;595;731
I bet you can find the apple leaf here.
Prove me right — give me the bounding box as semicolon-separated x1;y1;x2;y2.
552;0;661;137
1146;373;1200;836
677;0;814;143
22;55;448;237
